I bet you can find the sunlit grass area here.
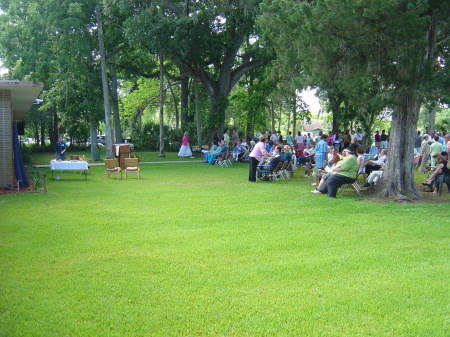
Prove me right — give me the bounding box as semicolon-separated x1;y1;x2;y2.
1;162;449;336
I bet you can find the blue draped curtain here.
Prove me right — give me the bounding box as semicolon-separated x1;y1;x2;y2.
13;122;29;187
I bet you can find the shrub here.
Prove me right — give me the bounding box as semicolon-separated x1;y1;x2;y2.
26;165;46;192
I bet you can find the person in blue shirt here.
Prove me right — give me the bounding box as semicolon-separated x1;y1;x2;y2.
315;134;329;170
56;136;67;160
233;142;243;161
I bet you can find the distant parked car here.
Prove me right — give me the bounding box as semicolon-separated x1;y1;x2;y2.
97;135;106;145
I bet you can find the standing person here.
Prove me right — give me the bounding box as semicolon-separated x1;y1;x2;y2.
356;129;363;142
231;130;239;147
419;135;431;174
327;131;334;145
380;130;389;149
414;131;423;153
223;129;230;146
286;131;293;144
429;136;444;168
270;131;278;143
311;135;329;186
296;132;305;145
306;133;312;146
314;133;329;170
277;130;284;144
333;131;342;150
56;135;67;160
249;135;271;182
178;131;193;158
343;130;351;149
213;131;220;146
374;130;381;149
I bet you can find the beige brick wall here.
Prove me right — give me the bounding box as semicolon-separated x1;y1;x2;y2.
0;90;13;189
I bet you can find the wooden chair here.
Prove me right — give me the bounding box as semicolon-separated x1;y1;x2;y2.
105;158;122;179
124;158;140;179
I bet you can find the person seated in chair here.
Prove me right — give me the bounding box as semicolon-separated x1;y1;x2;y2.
203;141;217;162
364;149;388;175
363;163;384;187
233;141;244;161
206;140;224;164
241;141;255;162
312;143;359;198
208;140;228;164
422;154;450;194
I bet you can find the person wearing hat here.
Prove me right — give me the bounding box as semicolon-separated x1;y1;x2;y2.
312;143;359;198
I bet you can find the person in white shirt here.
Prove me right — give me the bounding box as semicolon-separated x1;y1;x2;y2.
296;132;305;145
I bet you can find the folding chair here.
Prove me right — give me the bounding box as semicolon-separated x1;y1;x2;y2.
278;160;291;180
340;174;363;197
214;152;227;167
268;162;284;181
363;146;378;161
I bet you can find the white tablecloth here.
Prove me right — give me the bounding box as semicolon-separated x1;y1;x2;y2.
50;161;88;171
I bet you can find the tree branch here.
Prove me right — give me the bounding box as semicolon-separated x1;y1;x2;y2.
161;0;182;16
229;59;265;91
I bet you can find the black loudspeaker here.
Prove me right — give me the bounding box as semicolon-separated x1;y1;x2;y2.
17;121;25;135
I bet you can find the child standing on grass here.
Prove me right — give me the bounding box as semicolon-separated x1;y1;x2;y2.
304;158;313;178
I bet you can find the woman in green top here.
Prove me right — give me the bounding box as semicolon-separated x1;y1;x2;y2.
313;143;359;198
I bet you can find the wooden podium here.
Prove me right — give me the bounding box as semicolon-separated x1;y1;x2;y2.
113;144;133;169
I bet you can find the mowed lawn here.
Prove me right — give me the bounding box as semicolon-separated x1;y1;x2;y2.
1;161;449;336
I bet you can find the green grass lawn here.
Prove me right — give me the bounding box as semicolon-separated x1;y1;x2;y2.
1;161;449;336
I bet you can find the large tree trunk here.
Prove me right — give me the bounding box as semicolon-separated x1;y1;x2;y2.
292;96;297;137
195;80;202;146
110;67;123;143
427;103;437;135
206;92;227;143
329;94;343;133
51;108;58;147
166;75;180;130
89;118;101;161
180;76;189;130
159;53;165;157
377;92;421;201
95;5;113;159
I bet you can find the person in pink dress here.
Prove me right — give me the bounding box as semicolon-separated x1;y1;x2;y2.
178;131;193;157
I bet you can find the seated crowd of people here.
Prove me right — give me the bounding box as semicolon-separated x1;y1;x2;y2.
201;128;450;196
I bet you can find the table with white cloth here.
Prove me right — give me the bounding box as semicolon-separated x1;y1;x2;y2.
50;160;89;179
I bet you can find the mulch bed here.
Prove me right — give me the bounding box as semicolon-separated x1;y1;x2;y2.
0;186;35;195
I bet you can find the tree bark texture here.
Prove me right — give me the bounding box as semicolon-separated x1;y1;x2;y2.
180;76;189;130
377;92;421;200
427;104;437;134
110;67;123;143
195;80;202;146
159;53;165;157
95;5;113;159
89;118;100;161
